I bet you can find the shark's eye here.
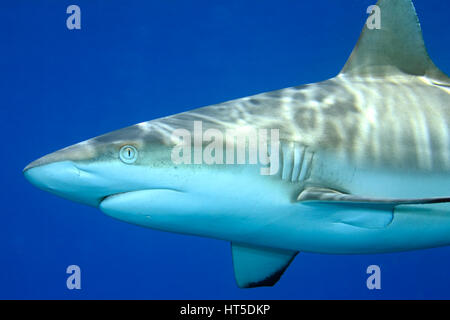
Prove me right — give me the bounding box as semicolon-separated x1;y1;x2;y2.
119;145;138;164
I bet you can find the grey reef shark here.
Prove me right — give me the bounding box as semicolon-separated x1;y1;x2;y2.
24;0;450;288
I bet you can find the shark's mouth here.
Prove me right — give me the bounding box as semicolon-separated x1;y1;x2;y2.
100;187;183;203
101;187;184;202
98;188;189;230
99;191;136;205
99;188;186;212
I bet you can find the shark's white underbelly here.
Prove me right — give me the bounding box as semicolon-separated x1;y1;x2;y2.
99;158;450;254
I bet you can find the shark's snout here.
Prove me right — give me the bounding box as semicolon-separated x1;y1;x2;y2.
24;161;80;190
23;160;103;206
23;138;113;206
24;141;98;173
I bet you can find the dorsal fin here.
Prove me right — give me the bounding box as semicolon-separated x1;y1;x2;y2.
340;0;448;81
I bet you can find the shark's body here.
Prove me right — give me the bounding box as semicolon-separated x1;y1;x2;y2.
24;0;450;288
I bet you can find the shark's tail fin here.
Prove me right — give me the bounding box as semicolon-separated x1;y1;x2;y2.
340;0;449;82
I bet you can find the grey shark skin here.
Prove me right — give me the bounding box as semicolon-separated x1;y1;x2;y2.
24;0;450;288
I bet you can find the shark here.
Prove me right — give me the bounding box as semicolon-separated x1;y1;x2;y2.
24;0;450;288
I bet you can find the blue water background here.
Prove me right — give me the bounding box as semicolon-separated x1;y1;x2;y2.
1;0;450;299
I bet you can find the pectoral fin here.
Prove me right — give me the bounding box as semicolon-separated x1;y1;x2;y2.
297;187;450;229
231;243;298;288
297;187;450;207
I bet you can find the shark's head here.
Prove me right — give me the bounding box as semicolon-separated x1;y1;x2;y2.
23;122;183;208
23;118;285;236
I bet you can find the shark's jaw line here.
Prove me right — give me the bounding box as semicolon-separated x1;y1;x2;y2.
100;188;185;206
23;0;450;288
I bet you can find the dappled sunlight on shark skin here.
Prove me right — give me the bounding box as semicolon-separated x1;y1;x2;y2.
23;0;450;288
153;74;450;172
